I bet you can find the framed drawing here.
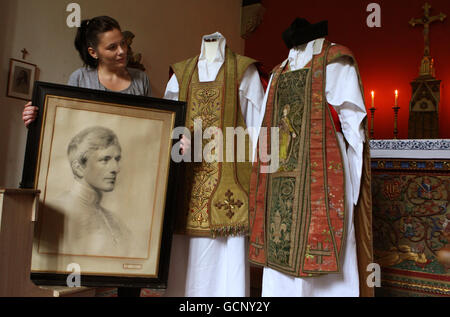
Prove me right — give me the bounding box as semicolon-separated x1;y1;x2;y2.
21;81;186;288
7;59;37;100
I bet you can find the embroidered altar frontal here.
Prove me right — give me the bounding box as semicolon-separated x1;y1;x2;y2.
371;147;450;296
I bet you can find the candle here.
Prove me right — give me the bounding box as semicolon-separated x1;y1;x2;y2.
371;91;375;108
395;90;398;106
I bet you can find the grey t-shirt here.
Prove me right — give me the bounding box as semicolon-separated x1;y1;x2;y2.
68;67;151;97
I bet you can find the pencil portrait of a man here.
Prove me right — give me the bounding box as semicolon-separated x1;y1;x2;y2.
44;126;132;257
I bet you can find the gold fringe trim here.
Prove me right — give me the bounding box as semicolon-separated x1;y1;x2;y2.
210;223;249;238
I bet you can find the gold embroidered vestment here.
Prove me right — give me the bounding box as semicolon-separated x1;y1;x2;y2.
171;47;257;237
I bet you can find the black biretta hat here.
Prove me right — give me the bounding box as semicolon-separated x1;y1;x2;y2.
282;18;328;49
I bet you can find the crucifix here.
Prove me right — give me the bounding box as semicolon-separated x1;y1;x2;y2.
407;2;445;138
21;48;29;60
409;2;446;77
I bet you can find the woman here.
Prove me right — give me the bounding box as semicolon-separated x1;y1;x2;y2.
22;15;188;297
22;15;150;126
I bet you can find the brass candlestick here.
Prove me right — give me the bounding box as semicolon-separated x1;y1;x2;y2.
393;105;400;139
370;107;376;139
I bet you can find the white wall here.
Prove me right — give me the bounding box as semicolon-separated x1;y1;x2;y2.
0;0;244;187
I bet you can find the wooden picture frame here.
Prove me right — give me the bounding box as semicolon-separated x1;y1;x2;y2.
21;81;186;289
7;59;37;100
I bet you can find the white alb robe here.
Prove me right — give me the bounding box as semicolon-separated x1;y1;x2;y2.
163;32;265;297
260;38;367;297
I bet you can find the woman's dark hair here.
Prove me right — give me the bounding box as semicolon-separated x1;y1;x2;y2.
74;16;121;69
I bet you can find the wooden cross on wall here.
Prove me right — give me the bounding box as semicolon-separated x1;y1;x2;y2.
409;2;446;57
21;48;29;60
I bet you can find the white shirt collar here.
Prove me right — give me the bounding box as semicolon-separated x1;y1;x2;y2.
198;32;226;82
72;180;102;207
288;38;326;71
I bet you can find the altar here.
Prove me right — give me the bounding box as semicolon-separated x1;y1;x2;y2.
370;139;450;296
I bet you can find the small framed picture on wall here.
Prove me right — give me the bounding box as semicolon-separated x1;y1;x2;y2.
7;58;37;101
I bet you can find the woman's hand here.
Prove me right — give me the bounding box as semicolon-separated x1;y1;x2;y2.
22;102;39;128
180;135;191;156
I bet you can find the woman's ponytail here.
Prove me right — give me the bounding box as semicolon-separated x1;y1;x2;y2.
74;19;97;68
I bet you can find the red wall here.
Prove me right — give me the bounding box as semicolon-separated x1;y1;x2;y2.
244;0;450;139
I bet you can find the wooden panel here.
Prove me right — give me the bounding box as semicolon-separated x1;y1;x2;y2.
0;190;53;296
38;286;96;297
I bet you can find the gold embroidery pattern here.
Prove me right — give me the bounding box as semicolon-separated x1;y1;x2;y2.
192;88;221;128
189;162;218;227
186;84;222;230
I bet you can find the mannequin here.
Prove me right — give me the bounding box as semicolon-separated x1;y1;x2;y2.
204;35;220;63
163;32;265;297
248;18;373;297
